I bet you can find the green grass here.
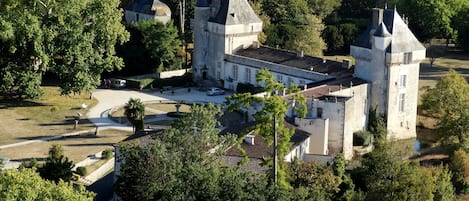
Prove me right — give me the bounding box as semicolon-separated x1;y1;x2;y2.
0;86;97;145
423;57;469;69
0;129;131;163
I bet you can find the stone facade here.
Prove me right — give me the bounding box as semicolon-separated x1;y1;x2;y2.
193;1;425;160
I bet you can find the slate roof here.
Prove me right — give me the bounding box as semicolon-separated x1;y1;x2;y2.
353;9;425;53
234;46;353;78
196;0;210;7
222;121;312;159
208;0;262;25
127;0;171;16
298;76;368;100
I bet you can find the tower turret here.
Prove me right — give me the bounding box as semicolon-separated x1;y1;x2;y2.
193;0;210;81
351;8;426;140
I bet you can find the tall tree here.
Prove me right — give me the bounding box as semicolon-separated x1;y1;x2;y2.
261;0;326;56
400;0;467;42
453;6;469;51
0;0;129;98
0;168;94;200
137;20;183;72
124;98;145;133
355;142;447;201
225;69;307;187
421;70;469;149
115;104;263;201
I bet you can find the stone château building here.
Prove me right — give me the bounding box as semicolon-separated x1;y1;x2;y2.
192;0;425;159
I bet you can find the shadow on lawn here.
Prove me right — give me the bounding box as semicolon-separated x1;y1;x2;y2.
65;143;114;147
0;99;49;109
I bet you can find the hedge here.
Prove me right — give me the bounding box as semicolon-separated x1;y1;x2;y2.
236;83;265;94
152;73;193;88
125;73;193;90
126;78;155;90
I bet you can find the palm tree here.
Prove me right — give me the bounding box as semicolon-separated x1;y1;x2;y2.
124;98;145;133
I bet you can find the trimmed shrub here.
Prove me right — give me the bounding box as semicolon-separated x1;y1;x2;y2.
102;149;113;160
126;78;155;90
353;130;372;146
152;73;193;88
76;166;87;176
236;83;265;94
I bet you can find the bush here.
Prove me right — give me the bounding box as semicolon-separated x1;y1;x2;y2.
102;149;113;160
353;130;372;146
49;144;64;159
236;83;265;94
126;78;155;90
76;166;87;176
152;73;193;88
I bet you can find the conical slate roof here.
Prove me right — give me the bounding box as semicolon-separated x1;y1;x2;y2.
353;9;425;53
208;0;262;25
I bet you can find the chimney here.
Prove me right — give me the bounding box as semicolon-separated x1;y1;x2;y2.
372;8;383;29
342;59;352;69
296;50;304;58
244;134;255;145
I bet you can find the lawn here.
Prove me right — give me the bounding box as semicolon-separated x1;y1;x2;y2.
0;86;97;145
0;129;131;163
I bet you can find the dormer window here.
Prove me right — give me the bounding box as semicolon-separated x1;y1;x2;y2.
404;52;412;64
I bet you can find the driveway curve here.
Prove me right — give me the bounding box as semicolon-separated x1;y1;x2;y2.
87;87;229;131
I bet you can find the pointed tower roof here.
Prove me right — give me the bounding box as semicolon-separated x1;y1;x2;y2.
353;8;425;53
373;22;391;37
208;0;262;25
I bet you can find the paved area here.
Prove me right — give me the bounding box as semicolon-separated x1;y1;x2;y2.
0;86;230;184
87;87;229;131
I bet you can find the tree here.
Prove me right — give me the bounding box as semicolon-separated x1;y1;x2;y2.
261;0;326;56
115;104;265;201
400;0;468;42
306;0;341;20
0;168;94;200
421;70;469;149
49;144;65;159
137;20;183;72
453;7;469;51
450;149;469;194
289;160;341;200
38;156;74;183
225;69;307;187
124;98;145;133
0;0;129;98
351;141;455;201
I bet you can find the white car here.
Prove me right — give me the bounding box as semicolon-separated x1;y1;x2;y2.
207;87;225;96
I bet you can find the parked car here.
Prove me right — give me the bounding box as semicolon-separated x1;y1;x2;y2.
207;87;225;96
108;78;127;88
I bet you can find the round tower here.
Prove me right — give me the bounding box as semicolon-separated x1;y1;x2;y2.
193;0;210;81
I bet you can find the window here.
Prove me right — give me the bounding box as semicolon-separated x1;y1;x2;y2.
299;80;305;85
246;68;251;83
404;52;412;64
399;74;406;88
287;77;294;86
217;62;221;69
233;65;238;81
277;74;283;82
217;72;221;80
398;93;405;112
317;108;323;118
